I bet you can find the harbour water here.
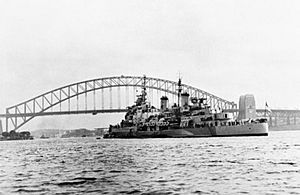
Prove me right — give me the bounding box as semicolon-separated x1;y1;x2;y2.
0;131;299;194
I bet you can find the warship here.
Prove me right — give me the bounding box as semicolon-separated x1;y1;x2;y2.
104;76;268;138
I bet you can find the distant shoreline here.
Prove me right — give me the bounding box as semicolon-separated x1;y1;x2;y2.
270;125;300;131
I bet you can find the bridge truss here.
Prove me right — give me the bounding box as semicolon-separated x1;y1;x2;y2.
5;75;236;132
257;109;300;127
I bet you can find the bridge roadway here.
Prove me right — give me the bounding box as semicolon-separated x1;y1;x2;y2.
0;109;127;118
1;109;299;118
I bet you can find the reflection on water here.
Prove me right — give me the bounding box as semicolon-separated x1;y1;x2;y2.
0;131;299;194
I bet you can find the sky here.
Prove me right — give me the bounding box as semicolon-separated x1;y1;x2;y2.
1;0;300;130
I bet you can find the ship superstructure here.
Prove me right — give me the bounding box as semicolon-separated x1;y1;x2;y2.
105;76;268;138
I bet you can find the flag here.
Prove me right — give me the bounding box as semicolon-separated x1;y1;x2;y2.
265;102;272;113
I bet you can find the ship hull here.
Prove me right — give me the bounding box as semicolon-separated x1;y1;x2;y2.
214;122;268;137
106;122;268;138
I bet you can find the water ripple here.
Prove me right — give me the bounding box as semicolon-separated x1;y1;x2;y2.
0;131;299;194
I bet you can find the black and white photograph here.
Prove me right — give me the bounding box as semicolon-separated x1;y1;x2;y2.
0;0;299;194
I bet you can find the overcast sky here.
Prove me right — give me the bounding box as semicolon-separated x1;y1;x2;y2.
1;0;300;130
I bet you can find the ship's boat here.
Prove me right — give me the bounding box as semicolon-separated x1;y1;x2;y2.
104;76;268;138
40;134;50;139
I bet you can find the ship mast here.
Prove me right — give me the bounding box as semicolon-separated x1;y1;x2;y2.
177;78;182;107
142;75;147;103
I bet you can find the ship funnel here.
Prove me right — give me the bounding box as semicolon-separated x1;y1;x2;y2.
181;92;189;106
238;94;256;120
160;96;169;111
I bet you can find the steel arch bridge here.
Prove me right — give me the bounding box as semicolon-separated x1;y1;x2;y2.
4;75;236;132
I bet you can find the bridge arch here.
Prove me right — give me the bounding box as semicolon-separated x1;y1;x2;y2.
5;75;236;131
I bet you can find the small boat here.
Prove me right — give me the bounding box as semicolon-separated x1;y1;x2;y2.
40;134;50;139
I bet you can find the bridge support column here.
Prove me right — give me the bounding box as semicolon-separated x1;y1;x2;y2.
269;116;273;127
5;109;8;132
287;116;290;125
0;119;3;134
294;116;297;125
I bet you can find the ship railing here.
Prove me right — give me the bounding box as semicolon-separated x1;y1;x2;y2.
196;119;259;128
